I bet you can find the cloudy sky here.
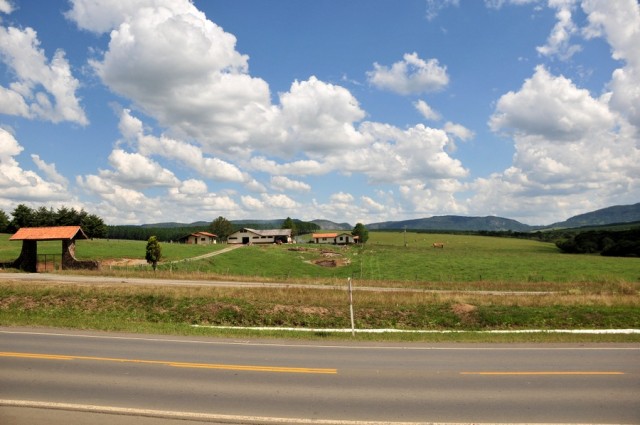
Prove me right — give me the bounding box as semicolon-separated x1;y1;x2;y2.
0;0;638;226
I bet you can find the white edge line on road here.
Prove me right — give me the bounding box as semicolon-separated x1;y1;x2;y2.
192;325;640;335
1;328;639;352
0;399;608;425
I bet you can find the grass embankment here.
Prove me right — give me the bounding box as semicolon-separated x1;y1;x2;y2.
1;232;639;342
1;281;638;342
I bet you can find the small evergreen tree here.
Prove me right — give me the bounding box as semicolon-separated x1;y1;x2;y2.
352;222;369;244
145;236;162;271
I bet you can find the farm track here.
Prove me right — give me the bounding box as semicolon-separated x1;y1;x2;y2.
0;272;554;296
167;243;244;263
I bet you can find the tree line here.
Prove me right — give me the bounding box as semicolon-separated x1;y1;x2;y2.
108;216;324;242
0;204;107;239
555;228;640;257
1;207;368;245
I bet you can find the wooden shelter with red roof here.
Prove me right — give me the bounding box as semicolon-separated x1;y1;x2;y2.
8;226;99;272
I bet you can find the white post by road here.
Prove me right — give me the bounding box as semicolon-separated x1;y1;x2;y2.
348;277;355;337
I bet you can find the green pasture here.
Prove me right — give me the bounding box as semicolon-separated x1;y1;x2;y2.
2;231;639;341
1;231;638;285
161;232;639;285
0;234;228;263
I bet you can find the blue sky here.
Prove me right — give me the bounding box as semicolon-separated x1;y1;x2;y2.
0;0;638;226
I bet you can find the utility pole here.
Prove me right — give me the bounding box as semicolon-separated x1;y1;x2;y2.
404;226;407;247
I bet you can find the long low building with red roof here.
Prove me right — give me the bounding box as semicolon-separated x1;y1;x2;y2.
312;232;358;245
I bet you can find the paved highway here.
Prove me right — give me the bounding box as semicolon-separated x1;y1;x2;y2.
1;327;639;424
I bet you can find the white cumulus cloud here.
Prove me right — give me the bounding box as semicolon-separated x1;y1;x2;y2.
100;149;180;189
0;0;14;14
0;129;71;204
489;65;614;141
270;176;311;193
279;76;367;155
537;1;582;60
414;99;441;121
31;154;69;186
0;25;87;124
582;0;640;131
367;52;449;95
77;0;276;155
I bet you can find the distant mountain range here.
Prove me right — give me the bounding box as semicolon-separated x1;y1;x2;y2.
138;202;640;233
368;202;640;232
367;215;534;232
548;203;640;229
310;219;352;231
140;218;351;231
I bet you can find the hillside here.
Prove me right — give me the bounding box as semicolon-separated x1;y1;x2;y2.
548;203;640;229
310;219;352;230
130;202;639;233
368;215;534;232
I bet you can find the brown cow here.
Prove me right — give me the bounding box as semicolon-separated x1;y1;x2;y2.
432;242;444;249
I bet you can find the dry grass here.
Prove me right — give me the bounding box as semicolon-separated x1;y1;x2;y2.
1;279;638;341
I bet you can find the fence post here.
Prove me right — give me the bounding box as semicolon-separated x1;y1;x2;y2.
348;277;355;337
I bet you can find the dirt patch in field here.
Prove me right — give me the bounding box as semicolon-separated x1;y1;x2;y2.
313;250;351;267
452;303;477;316
312;256;351;268
102;258;148;267
270;304;330;316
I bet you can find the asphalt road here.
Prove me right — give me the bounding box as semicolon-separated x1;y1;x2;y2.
1;327;638;424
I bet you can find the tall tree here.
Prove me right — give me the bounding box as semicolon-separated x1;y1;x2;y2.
281;216;297;237
210;216;235;242
145;236;162;271
82;214;107;239
34;206;56;226
56;206;79;225
352;222;369;244
10;204;35;231
0;209;9;233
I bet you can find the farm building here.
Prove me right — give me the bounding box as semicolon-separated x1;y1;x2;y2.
6;226;99;272
312;232;358;245
179;231;217;245
227;228;292;245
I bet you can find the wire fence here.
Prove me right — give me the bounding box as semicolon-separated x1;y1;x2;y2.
37;254;60;272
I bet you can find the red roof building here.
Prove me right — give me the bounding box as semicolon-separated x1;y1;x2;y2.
10;226;88;241
8;226;96;272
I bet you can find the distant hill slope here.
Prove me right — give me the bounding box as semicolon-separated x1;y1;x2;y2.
367;215;534;232
141;221;208;228
140;219;352;231
310;219;352;230
133;203;640;233
548;202;640;229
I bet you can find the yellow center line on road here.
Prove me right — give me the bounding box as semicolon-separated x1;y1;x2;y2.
461;371;624;375
0;351;337;375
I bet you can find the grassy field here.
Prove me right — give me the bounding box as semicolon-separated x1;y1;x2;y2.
2;232;637;285
1;231;639;342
